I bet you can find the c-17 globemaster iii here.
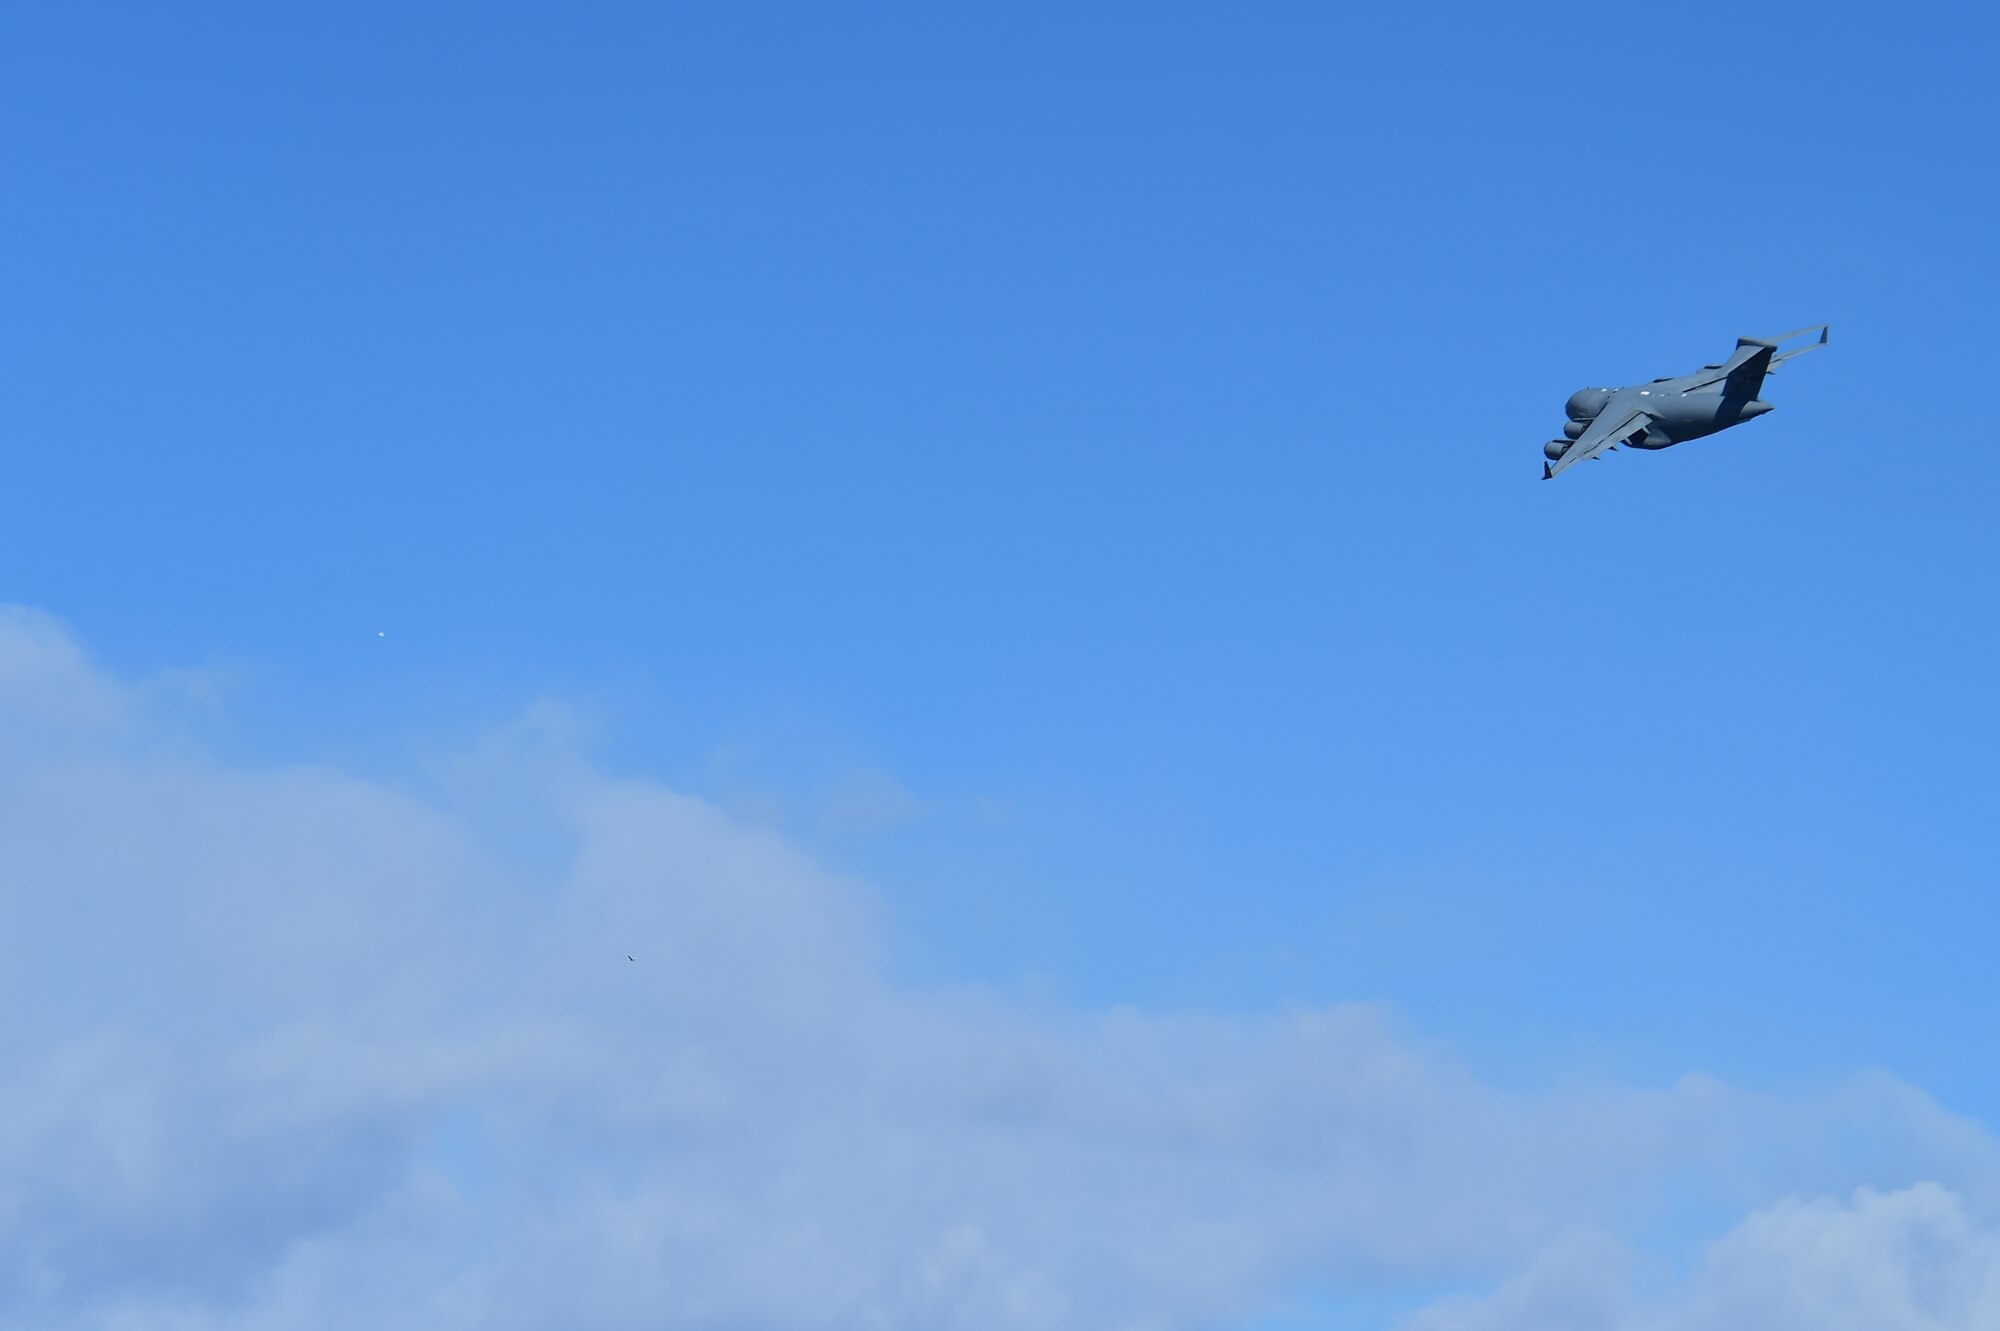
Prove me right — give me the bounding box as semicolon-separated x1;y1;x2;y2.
1543;325;1828;479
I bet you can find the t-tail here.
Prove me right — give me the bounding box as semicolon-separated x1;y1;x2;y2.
1718;324;1828;402
1761;323;1829;375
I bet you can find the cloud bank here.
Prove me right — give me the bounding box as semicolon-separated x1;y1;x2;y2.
0;606;1994;1330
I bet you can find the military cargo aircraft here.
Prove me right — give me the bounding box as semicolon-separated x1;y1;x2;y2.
1543;326;1827;479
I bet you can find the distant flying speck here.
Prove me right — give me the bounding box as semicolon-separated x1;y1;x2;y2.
627;955;635;962
377;631;385;638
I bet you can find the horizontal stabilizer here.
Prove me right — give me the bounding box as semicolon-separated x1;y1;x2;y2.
1768;324;1829;372
1684;325;1828;392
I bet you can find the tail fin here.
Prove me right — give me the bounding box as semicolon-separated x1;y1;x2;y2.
1722;337;1778;400
1722;325;1827;398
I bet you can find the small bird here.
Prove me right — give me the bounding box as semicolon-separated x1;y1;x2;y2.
626;955;635;962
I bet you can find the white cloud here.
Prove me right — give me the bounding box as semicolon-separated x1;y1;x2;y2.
1400;1184;2000;1331
0;607;1995;1330
1677;1183;2000;1330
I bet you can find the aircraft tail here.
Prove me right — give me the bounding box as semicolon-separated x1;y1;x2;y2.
1724;324;1826;399
1765;323;1829;374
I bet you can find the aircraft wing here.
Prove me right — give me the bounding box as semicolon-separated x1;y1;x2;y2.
1544;395;1654;480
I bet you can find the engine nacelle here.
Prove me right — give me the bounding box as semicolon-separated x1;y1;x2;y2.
1563;420;1588;439
1565;387;1615;421
1544;440;1569;461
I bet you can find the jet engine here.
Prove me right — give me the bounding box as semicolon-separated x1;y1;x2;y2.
1544;440;1569;461
1562;420;1588;439
1565;387;1614;421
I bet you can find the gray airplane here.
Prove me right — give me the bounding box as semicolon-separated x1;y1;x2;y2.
1543;325;1828;479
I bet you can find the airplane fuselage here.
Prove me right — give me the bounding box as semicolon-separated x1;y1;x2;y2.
1564;382;1772;449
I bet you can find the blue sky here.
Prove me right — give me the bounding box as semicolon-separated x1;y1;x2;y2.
4;3;1998;1327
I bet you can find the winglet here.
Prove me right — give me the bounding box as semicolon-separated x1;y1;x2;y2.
1543;461;1553;481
